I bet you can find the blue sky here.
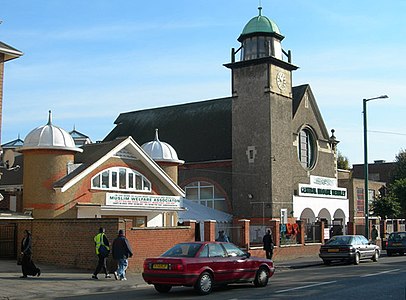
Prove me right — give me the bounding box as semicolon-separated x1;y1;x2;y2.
1;0;405;165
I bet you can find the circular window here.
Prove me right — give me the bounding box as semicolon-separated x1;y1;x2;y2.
298;127;316;169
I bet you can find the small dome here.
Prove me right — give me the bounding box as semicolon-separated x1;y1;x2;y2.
239;7;281;40
20;111;83;153
141;129;184;164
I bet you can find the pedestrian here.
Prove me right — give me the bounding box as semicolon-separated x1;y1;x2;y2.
263;229;274;260
92;227;111;279
371;225;379;244
20;229;41;278
112;229;133;281
216;230;230;242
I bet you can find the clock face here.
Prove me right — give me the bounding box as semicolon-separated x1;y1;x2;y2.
276;72;287;91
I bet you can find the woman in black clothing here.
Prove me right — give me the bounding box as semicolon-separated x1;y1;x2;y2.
20;230;41;278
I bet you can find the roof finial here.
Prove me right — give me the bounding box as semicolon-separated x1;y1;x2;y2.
47;110;52;125
154;128;160;141
258;0;262;16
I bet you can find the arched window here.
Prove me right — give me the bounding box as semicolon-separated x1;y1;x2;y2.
184;181;227;212
298;127;316;169
91;167;151;192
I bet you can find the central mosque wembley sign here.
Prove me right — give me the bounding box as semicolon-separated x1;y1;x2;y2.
106;193;182;209
298;176;347;200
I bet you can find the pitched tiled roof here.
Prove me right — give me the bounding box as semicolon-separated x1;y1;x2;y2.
104;98;233;163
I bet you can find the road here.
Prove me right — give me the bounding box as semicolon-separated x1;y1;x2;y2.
58;255;406;300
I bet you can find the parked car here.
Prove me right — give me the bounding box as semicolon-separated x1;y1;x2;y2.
386;231;406;256
142;241;274;295
319;235;380;265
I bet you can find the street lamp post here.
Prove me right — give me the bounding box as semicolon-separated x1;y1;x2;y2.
363;95;388;240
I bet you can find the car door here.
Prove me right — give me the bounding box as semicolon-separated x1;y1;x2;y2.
357;235;373;258
207;243;229;282
222;243;253;281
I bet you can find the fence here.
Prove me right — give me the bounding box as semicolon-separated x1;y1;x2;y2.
304;223;321;243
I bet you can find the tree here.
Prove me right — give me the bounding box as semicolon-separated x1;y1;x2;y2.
337;151;350;170
389;178;406;217
391;149;406;182
371;188;401;219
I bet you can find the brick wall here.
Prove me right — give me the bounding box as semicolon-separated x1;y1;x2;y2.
3;218;195;273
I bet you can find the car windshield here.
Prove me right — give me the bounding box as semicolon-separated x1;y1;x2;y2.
325;236;353;245
389;232;406;241
161;243;202;258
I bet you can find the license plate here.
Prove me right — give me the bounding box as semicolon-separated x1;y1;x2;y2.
328;249;339;252
392;243;402;246
152;263;169;270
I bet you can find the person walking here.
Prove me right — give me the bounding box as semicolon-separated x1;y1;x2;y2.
112;229;133;281
92;227;111;279
371;225;379;244
263;229;274;260
20;229;41;278
216;230;230;242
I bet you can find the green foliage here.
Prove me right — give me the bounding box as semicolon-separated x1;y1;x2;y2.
337;151;350;170
389;178;406;216
371;189;401;219
392;149;406;182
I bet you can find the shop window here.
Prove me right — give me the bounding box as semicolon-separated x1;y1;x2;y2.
298;127;316;170
91;167;151;192
184;181;227;212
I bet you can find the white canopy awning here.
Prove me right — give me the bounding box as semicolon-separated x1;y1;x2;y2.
178;199;233;223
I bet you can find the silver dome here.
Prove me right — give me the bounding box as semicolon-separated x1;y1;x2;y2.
20;111;83;153
141;129;184;164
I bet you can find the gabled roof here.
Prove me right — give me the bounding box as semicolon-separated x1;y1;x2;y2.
104;98;233;163
0;41;23;61
292;84;330;139
2;137;24;149
53;136;185;197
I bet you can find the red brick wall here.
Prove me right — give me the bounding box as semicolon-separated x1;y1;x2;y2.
4;218;195;273
126;225;195;272
249;244;320;261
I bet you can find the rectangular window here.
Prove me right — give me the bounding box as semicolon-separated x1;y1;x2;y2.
112;171;117;188
135;175;142;190
185;187;198;200
356;187;364;212
119;168;126;189
200;187;214;199
102;171;109;188
143;179;151;191
128;173;134;189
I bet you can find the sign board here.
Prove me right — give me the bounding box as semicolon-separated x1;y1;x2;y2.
298;184;347;199
106;193;182;209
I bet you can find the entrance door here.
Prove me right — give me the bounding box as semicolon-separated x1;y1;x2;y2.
0;223;17;258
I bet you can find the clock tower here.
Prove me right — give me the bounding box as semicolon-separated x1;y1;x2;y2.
225;6;298;220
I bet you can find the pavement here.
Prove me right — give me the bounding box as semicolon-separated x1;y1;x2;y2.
0;256;322;299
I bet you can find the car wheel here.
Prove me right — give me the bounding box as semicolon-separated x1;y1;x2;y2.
372;250;379;262
323;260;331;266
194;272;213;295
387;250;393;257
254;267;269;287
154;284;172;293
354;252;360;265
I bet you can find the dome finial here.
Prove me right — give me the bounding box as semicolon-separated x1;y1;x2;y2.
47;110;52;125
258;0;262;16
154;128;160;141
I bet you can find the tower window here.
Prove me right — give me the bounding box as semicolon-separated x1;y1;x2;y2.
298;128;316;169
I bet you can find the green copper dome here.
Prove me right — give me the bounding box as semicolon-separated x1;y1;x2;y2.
240;7;281;38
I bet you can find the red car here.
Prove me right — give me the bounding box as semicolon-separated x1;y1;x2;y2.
142;241;274;295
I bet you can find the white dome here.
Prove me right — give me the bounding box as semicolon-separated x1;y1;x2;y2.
20;111;83;153
141;129;184;164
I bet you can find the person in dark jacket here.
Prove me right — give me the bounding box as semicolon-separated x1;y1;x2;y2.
20;230;41;278
92;227;111;279
263;229;274;259
112;229;133;281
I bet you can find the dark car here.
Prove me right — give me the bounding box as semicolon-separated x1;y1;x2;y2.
319;235;380;265
142;241;274;295
386;231;406;256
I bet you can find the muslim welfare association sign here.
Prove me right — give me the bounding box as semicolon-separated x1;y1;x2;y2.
298;175;347;200
106;193;182;209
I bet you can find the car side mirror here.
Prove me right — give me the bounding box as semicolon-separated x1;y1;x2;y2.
245;252;251;258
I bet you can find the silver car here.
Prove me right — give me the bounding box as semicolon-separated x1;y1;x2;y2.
319;235;380;265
